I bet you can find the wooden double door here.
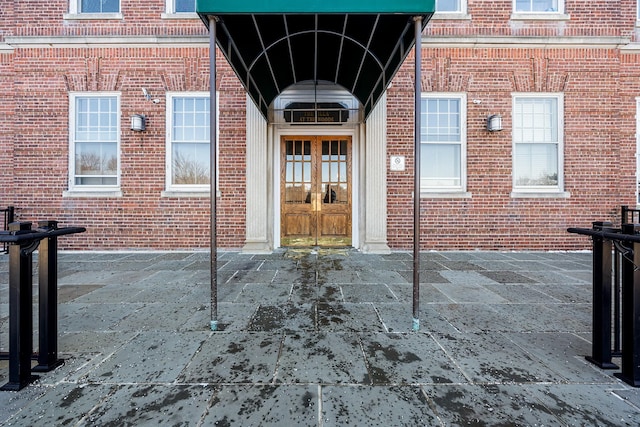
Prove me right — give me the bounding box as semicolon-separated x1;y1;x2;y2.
281;136;352;247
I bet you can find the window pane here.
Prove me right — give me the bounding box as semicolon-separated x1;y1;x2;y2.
172;143;211;185
75;142;117;175
515;0;557;12
436;0;460;12
514;143;558;186
81;0;119;13
420;97;463;189
421;144;461;187
175;0;196;13
171;96;210;186
514;98;558;143
422;98;460;142
74;96;118;186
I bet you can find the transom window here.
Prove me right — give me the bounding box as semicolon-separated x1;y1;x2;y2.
512;94;564;192
69;93;120;188
420;94;467;192
514;0;561;13
166;93;212;190
80;0;119;13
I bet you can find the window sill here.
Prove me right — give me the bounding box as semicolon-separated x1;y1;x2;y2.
63;190;123;198
431;12;471;21
161;190;220;198
511;191;570;199
63;13;123;20
510;12;570;21
161;13;199;20
421;191;471;199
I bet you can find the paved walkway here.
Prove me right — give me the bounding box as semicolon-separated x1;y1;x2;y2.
0;249;639;426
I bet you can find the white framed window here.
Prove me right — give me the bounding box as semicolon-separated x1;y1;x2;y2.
436;0;465;13
163;0;198;18
68;93;121;191
420;93;467;194
514;0;561;13
433;0;469;19
165;92;217;193
512;93;564;194
66;0;122;19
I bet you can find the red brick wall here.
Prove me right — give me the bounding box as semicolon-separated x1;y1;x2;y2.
387;46;633;250
2;1;639;251
7;45;247;250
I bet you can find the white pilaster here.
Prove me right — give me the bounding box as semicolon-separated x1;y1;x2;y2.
243;95;272;253
362;93;391;254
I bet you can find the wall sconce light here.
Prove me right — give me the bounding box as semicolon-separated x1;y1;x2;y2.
487;114;503;132
131;114;146;132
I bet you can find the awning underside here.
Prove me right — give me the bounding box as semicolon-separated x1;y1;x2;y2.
197;2;433;118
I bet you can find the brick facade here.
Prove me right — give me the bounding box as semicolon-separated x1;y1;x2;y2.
1;1;639;251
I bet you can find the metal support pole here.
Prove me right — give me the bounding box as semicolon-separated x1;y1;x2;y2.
412;16;422;332
33;220;64;372
209;15;219;331
585;221;618;369
616;224;640;387
1;222;39;391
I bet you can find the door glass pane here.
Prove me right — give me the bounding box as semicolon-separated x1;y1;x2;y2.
285;139;312;204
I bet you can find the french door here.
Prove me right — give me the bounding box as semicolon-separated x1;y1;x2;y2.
280;136;352;247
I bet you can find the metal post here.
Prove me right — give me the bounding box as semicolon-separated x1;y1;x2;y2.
209;15;219;331
1;222;38;391
412;16;422;332
616;224;640;387
33;220;64;372
585;221;618;369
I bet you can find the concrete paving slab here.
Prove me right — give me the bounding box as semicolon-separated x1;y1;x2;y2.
433;280;507;303
422;383;560;426
59;302;144;332
2;249;640;426
179;332;282;384
387;283;454;304
340;284;397;303
360;332;468;385
432;303;509;333
434;331;564;384
530;384;640;426
247;303;315;332
277;332;368;384
321;385;438;426
375;304;460;334
317;303;385;332
504;331;617;384
89;384;214;426
83;331;207;383
482;283;555;303
1;383;115;426
235;283;292;304
203;384;318;426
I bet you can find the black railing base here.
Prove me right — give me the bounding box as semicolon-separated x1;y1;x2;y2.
585;356;618;370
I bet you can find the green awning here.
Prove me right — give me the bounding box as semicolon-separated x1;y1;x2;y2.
197;0;434;118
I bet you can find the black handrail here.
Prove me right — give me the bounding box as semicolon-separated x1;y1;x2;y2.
1;206;15;254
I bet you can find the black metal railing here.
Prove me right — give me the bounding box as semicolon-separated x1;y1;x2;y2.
1;206;15;254
568;222;640;387
621;205;640;225
0;221;86;391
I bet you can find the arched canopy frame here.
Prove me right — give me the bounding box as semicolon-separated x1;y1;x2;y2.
196;0;434;331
